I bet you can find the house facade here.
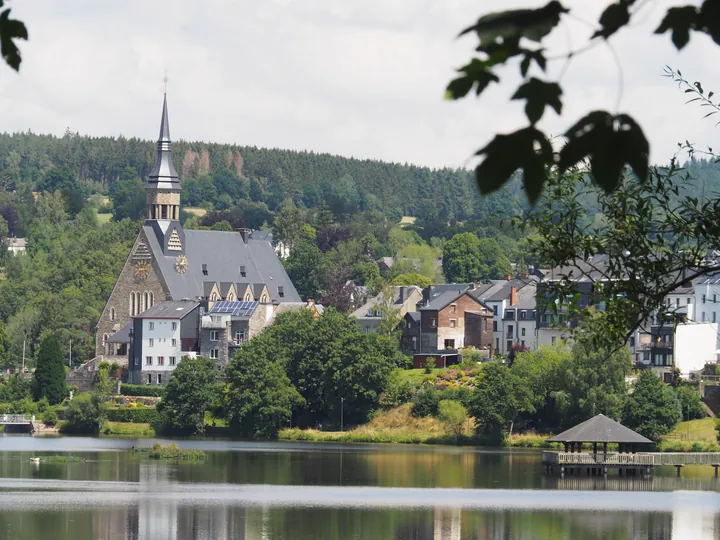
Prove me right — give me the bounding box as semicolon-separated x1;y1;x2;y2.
350;286;422;334
128;300;200;385
417;290;493;353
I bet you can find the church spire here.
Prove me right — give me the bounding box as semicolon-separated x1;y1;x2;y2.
146;93;181;223
147;92;179;189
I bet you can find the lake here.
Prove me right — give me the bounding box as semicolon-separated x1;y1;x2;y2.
0;435;719;539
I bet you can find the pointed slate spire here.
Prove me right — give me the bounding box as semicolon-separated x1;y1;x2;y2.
146;92;179;189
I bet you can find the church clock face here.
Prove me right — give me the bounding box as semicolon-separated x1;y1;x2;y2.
134;260;150;281
175;254;188;274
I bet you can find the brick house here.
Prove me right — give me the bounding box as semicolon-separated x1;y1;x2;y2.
415;289;494;354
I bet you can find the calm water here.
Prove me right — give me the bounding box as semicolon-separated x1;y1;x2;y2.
0;436;719;539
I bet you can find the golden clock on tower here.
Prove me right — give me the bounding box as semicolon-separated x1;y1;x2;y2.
134;260;150;281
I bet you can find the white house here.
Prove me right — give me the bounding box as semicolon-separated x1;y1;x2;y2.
694;275;720;324
6;237;26;255
128;300;201;385
674;322;720;377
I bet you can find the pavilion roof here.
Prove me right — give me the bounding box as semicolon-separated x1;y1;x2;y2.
546;414;653;444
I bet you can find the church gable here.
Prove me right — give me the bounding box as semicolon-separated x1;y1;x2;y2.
132;239;152;261
168;229;182;251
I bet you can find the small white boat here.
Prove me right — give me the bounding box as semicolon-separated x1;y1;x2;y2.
30;457;40;464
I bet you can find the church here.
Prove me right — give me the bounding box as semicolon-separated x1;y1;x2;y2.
96;94;301;370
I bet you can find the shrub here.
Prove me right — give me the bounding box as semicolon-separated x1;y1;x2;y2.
106;407;159;424
43;409;59;426
120;384;164;397
438;400;468;438
62;393;105;435
36;397;50;413
424;358;435;374
412;387;440;417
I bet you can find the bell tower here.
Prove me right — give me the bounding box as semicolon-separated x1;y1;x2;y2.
146;93;185;255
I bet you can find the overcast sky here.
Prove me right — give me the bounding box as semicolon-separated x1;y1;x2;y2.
0;0;717;169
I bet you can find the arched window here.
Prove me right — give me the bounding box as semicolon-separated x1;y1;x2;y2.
149;292;154;308
143;292;149;313
211;292;218;301
245;294;251;301
130;293;135;316
110;307;116;321
103;334;109;355
228;292;235;301
261;295;268;303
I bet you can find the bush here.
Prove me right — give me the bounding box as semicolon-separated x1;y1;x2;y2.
412;387;440;417
438;400;468;438
120;384;164;397
424;358;435;374
62;393;105;435
106;407;160;424
43;409;59;426
36;397;50;413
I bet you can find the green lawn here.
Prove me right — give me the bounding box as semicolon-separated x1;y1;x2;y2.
663;417;716;441
95;212;112;224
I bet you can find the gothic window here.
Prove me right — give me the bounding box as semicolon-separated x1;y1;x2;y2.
228;292;235;301
168;229;182;251
130;292;135;316
110;308;116;321
211;292;218;301
103;334;109;355
261;295;268;303
143;292;149;312
245;294;251;301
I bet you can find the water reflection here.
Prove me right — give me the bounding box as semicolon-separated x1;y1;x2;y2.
2;504;717;540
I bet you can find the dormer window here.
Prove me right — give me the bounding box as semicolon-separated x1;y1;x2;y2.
261;295;268;303
245;294;252;301
278;286;284;298
240;265;246;277
202;264;208;276
211;292;218;301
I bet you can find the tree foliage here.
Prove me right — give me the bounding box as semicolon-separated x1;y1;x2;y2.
449;0;720;201
622;370;682;440
62;392;105;435
156;356;219;435
31;336;67;405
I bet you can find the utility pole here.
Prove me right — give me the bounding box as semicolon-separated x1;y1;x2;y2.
21;340;25;372
69;340;72;369
341;397;345;432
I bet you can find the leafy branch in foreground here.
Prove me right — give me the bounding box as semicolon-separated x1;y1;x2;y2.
664;66;720;128
0;1;27;71
515;160;720;349
449;0;720;202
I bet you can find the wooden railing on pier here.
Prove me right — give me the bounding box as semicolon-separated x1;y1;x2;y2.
542;451;720;467
0;414;35;425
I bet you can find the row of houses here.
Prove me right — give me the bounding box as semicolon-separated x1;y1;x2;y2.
349;257;720;380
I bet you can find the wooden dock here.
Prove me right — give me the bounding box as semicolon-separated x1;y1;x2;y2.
542;451;720;477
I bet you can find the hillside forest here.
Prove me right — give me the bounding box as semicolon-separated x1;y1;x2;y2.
0;131;717;369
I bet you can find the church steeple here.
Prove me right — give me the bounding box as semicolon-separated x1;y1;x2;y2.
146;93;181;222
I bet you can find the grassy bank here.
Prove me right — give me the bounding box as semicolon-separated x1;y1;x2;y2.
657;418;719;452
101;421;155;437
279;405;560;447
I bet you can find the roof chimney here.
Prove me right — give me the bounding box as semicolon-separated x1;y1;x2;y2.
504;274;512;281
399;287;405;304
238;228;251;243
510;286;517;306
307;298;315;308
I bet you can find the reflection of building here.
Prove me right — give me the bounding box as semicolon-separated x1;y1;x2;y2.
433;508;460;540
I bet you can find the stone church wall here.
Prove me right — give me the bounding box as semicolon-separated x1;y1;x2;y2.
95;231;169;365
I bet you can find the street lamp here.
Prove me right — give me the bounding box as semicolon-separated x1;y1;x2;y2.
341;397;344;432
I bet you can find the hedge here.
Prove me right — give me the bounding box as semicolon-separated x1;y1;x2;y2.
120;384;165;398
106;407;160;424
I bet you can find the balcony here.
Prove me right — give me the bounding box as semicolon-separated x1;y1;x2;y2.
201;315;228;329
637;341;673;351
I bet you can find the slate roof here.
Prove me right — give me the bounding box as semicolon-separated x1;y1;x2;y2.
142;225;300;303
133;300;200;320
406;311;421;324
106;323;132;343
546;414;653;444
421;289;490;312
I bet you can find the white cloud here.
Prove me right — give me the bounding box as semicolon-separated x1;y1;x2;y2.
0;0;717;169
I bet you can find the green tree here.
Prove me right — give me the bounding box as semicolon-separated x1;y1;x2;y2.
156;357;219;435
284;239;331;300
447;2;720;201
225;343;304;437
0;320;10;368
32;336;67;405
438;399;468;439
62;392;105;435
674;384;705;421
442;232;482;282
35;192;67;224
391;273;432;289
0;373;31;402
109;169;146;221
623;370;682;441
467;362;532;444
272;204;305;253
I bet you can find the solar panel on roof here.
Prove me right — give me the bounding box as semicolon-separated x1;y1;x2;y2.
209;300;258;317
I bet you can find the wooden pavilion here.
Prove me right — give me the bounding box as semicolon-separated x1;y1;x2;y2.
543;414;655;477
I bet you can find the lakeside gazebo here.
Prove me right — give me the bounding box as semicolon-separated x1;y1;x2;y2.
547;414;653;455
